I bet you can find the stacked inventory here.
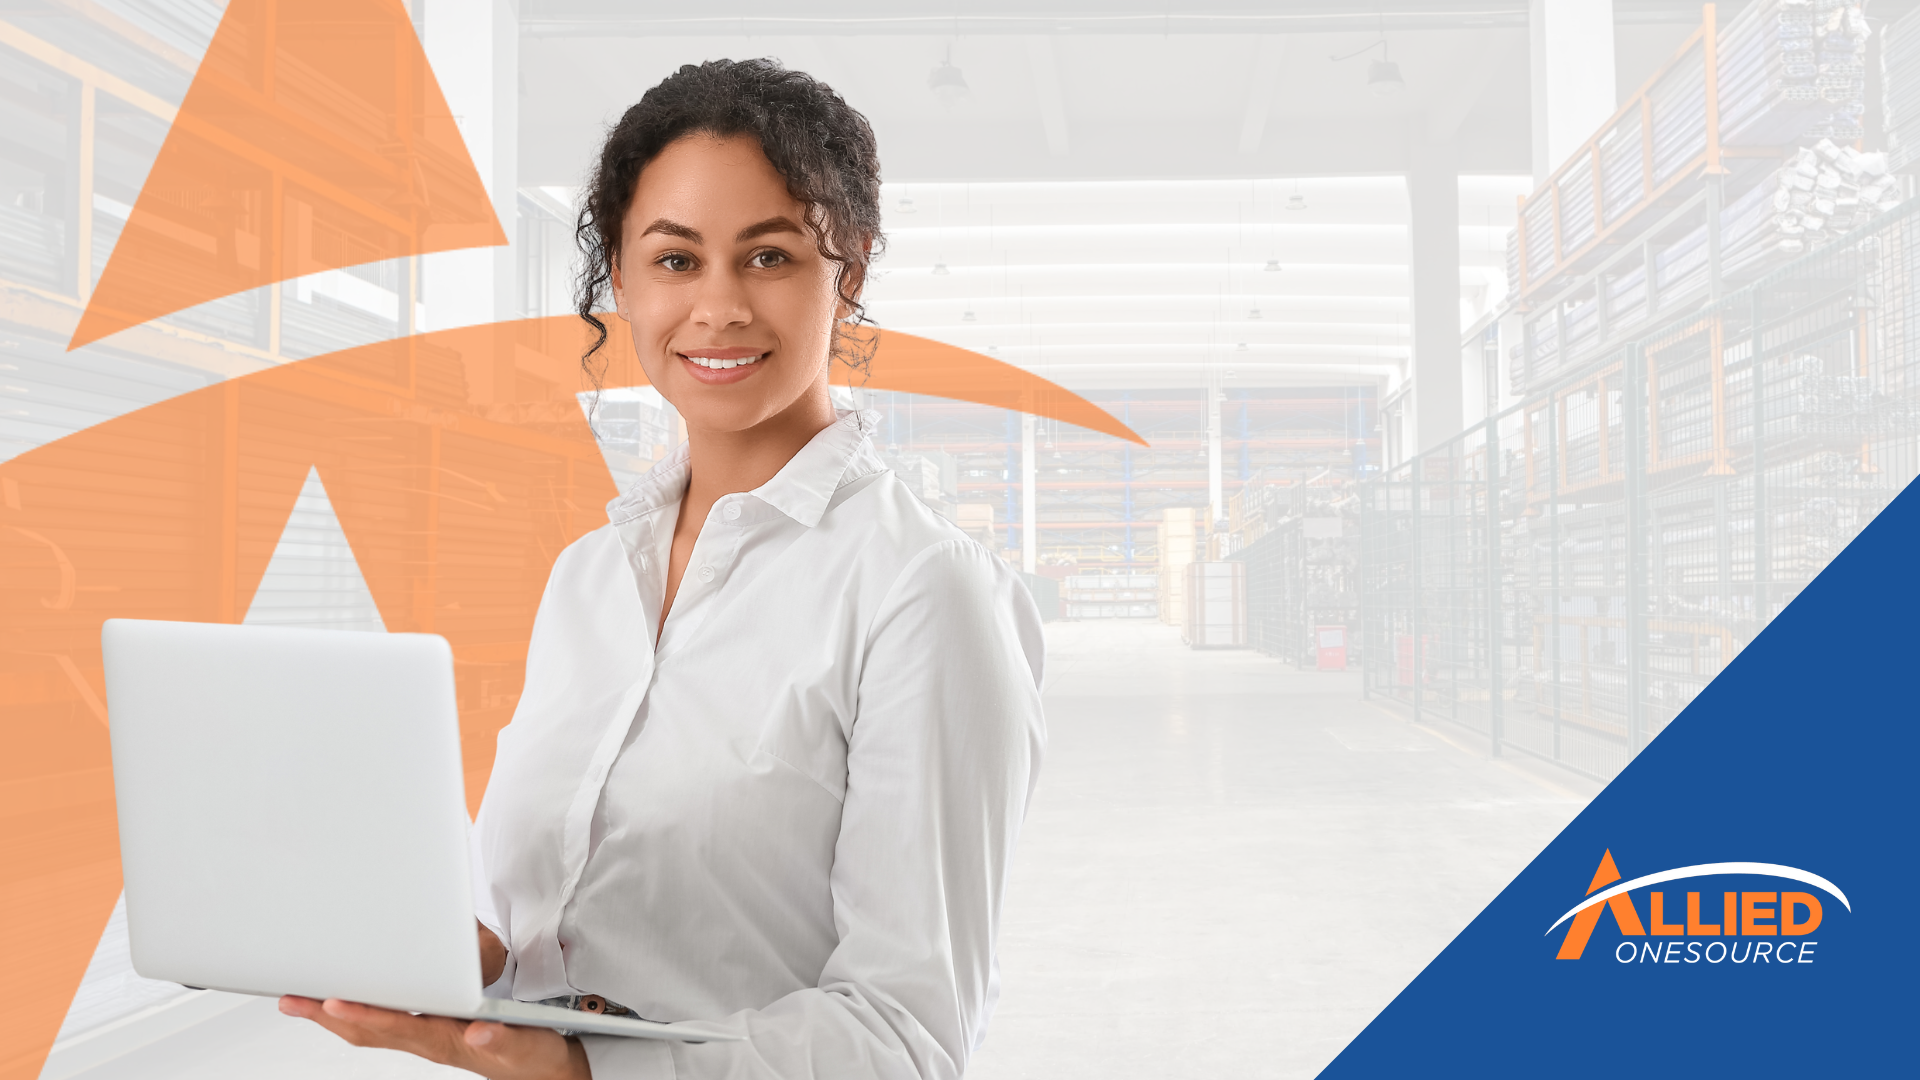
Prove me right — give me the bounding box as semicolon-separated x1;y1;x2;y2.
1062;573;1158;619
1518;148;1897;393
1762;142;1900;251
1762;356;1908;437
1762;452;1892;580
1184;563;1248;648
1507;1;1882;396
1656;0;1868;175
1617;141;1903;317
1158;507;1199;626
1716;0;1868;148
1885;8;1920;171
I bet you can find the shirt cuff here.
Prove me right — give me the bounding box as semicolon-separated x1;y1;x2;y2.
578;1034;676;1080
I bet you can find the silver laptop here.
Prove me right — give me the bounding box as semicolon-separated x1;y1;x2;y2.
102;618;734;1042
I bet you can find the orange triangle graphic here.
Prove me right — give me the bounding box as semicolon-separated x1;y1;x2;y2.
68;0;506;351
1586;849;1624;894
1555;849;1644;959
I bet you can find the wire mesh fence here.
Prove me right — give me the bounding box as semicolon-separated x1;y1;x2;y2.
1240;508;1359;665
1361;198;1920;781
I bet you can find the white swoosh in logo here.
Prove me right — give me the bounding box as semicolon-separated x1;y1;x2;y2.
1544;863;1851;936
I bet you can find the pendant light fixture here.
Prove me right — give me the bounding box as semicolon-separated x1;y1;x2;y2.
929;46;969;104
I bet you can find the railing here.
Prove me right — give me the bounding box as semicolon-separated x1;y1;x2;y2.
1515;5;1730;300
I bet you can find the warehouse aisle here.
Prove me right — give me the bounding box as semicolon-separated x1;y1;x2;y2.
965;620;1598;1080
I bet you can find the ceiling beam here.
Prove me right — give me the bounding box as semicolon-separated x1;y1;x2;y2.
1021;36;1071;158
1237;36;1290;155
1424;29;1521;142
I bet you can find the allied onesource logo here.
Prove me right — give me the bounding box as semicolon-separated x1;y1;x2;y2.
1548;850;1850;965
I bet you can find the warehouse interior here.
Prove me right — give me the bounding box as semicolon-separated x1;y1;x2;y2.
4;1;1918;1077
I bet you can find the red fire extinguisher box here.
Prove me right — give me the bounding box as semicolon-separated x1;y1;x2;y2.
1315;625;1347;671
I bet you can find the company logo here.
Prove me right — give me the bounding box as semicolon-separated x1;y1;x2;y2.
1548;850;1850;965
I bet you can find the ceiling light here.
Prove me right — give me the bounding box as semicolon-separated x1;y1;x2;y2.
1286;193;1307;211
932;263;950;275
1368;59;1405;96
929;52;969;104
1264;259;1282;271
962;310;976;322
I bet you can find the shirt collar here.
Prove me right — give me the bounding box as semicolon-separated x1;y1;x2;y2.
606;408;883;529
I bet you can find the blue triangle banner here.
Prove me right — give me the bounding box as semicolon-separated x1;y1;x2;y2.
1319;478;1918;1075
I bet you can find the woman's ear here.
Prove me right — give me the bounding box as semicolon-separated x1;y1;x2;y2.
609;255;630;321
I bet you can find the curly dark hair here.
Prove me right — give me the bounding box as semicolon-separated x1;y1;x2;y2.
574;58;885;384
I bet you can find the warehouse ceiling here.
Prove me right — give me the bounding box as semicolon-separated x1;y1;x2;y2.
517;2;1713;185
851;175;1528;390
514;2;1713;392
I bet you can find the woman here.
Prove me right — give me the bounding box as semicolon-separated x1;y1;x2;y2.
279;58;1046;1080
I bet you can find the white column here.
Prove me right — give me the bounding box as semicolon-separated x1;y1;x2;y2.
1206;381;1224;528
1462;337;1487;428
421;0;517;346
1409;136;1463;452
1020;412;1037;574
1530;0;1617;183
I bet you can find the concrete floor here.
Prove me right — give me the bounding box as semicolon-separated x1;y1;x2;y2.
965;621;1596;1080
46;620;1594;1080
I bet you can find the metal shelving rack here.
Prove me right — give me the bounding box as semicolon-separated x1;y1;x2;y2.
874;390;1376;571
1235;505;1360;666
1363;197;1920;781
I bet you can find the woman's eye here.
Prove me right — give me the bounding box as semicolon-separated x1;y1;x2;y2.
659;254;693;272
752;250;788;269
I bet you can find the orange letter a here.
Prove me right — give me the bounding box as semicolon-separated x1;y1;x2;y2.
1556;850;1649;959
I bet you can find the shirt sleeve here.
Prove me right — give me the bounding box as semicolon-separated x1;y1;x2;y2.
580;539;1046;1080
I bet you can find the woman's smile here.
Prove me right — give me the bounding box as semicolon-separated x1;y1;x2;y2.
678;346;769;383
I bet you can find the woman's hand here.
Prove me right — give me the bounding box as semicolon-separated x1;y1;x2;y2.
277;997;590;1080
479;920;508;987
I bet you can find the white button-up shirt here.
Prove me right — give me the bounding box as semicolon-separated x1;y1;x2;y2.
472;410;1046;1079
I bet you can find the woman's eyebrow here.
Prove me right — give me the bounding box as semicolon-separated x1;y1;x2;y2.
640;218;701;242
735;216;806;242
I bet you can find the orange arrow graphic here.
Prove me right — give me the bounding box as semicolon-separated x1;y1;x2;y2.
68;0;505;351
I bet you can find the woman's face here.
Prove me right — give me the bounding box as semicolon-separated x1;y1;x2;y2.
611;133;850;434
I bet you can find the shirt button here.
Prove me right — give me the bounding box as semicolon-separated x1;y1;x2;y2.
723;502;742;521
697;565;715;582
